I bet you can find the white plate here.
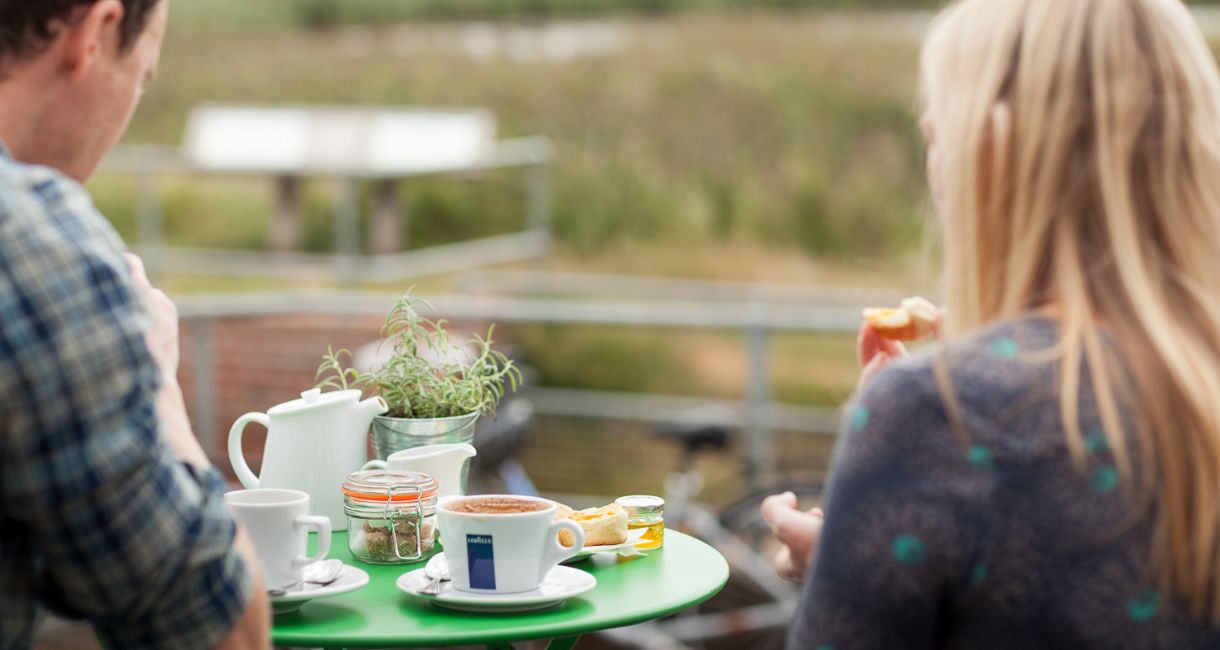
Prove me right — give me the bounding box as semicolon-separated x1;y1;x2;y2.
562;527;649;563
397;555;597;613
271;564;370;615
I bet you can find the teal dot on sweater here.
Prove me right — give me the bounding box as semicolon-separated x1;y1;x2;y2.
968;444;993;469
815;646;836;650
1128;590;1160;623
970;561;988;586
1092;466;1119;493
988;337;1021;359
892;534;926;566
851;405;870;431
1084;431;1110;455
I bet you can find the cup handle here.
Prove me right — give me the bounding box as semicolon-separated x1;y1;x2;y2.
227;412;270;489
361;460;388;471
293;515;332;568
542;520;585;581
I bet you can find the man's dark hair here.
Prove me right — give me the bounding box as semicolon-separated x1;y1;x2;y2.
0;0;160;63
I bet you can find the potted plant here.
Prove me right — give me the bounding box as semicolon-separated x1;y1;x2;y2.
317;291;520;460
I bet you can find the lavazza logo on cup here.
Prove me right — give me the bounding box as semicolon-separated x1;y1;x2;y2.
439;495;585;594
466;534;497;589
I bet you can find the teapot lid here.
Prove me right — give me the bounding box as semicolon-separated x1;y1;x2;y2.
268;388;359;416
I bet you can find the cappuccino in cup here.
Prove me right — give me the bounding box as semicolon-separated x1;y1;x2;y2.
439;495;584;594
446;496;549;515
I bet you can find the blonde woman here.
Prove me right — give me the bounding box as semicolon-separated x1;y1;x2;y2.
761;0;1220;646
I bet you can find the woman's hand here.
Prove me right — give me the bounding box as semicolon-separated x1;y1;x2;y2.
761;491;824;583
856;307;945;389
857;322;909;390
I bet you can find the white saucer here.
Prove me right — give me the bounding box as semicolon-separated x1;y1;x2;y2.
563;527;649;563
272;564;370;615
397;555;596;613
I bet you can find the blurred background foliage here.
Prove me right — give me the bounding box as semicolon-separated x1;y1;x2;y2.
92;0;947;405
92;0;1220;449
99;2;931;262
173;0;941;28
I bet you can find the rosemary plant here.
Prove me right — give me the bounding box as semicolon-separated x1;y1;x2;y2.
316;292;520;419
316;346;359;391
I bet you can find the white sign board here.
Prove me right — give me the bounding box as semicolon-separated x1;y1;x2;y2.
185;105;497;175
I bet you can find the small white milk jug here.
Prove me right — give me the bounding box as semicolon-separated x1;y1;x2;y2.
363;443;477;499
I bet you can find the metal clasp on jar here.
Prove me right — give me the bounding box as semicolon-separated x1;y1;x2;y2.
385;483;426;561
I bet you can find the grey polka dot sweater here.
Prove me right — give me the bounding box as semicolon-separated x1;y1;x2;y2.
789;316;1220;649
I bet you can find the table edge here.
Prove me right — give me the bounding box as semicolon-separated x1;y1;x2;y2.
272;530;730;648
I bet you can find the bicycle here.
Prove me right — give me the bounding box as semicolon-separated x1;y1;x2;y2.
595;419;825;650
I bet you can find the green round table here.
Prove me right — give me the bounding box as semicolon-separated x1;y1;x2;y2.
272;530;729;649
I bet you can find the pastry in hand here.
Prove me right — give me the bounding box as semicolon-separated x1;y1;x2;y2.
862;296;939;341
557;503;629;547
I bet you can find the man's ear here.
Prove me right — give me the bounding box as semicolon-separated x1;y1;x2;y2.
59;0;125;81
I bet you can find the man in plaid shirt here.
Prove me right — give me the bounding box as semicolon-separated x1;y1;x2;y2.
0;1;269;648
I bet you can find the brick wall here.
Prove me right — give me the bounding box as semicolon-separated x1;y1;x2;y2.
178;313;386;474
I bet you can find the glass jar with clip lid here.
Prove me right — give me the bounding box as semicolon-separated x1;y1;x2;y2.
343;469;439;564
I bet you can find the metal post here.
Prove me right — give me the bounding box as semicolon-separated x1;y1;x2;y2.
527;160;553;250
744;319;773;492
334;178;360;286
270;176;302;251
369;179;404;254
135;170;164;280
189;318;219;464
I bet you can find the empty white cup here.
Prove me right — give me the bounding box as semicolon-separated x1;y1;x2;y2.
224;488;332;591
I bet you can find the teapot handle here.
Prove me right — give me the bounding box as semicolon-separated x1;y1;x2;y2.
228;412;270;489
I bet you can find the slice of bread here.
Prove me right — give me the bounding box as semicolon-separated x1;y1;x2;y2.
557;503;629;547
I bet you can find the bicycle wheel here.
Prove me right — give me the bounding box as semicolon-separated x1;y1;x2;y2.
643;483;824;650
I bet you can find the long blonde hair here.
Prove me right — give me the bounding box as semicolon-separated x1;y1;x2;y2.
923;0;1220;619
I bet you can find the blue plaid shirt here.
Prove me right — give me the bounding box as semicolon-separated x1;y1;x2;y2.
0;146;251;649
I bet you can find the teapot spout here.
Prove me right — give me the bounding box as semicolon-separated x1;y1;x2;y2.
359;396;390;423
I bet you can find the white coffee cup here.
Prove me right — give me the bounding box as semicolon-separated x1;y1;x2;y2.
224;488;332;591
438;495;584;594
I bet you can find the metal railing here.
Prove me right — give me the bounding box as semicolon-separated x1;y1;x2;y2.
178;286;862;491
101;135;554;285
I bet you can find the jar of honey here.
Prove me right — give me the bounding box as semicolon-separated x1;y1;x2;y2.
616;495;665;550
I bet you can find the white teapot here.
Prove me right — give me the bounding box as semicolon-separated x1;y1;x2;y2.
229;388;387;530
